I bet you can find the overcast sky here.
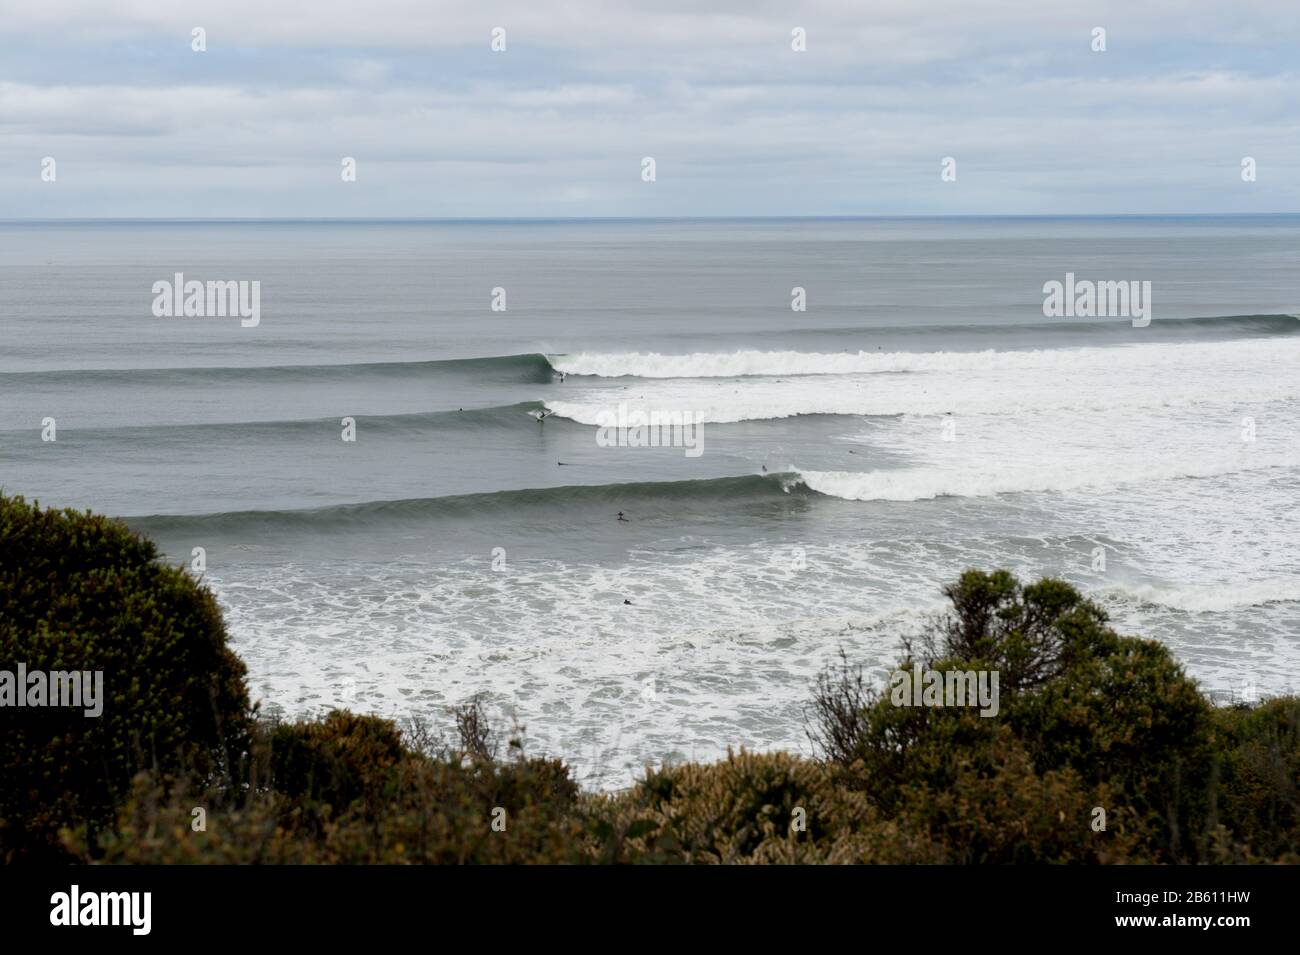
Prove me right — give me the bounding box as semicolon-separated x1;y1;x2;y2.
2;1;1297;217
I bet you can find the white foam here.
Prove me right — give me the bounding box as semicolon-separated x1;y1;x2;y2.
549;337;1299;380
791;452;1300;502
1108;579;1300;613
210;523;1300;791
545;337;1300;424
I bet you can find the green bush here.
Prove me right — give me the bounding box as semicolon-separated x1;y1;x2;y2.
589;749;851;863
80;709;589;864
1010;632;1216;860
1211;698;1300;861
807;569;1296;863
269;710;408;824
0;493;252;861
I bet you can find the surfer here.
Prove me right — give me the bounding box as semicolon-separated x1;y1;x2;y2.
617;512;629;522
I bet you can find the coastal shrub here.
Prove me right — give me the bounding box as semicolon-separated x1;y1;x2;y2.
80;709;588;864
269;710;408;822
888;727;1138;863
1008;632;1215;860
0;493;252;861
1210;698;1300;861
71;690;1300;865
452;693;497;761
806;570;1268;862
589;749;850;863
919;570;1117;692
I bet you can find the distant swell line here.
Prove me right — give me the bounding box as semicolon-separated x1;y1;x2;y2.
0;352;556;385
0;402;547;439
6;314;1297;383
123;473;809;533
123;450;1300;534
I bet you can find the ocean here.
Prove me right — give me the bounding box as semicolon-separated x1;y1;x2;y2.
2;216;1298;789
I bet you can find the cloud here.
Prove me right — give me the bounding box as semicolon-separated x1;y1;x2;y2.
1;0;1297;215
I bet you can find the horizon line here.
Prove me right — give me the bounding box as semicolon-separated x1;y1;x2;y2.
2;213;1300;224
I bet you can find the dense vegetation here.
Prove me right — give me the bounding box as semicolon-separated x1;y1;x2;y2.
2;493;1296;863
0;494;251;860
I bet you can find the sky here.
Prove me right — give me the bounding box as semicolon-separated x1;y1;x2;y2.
1;0;1298;217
